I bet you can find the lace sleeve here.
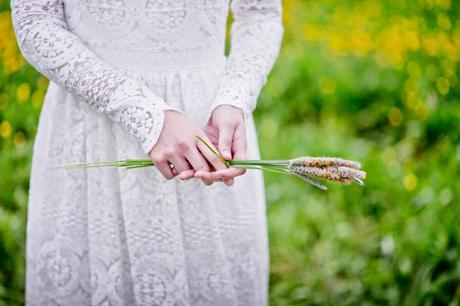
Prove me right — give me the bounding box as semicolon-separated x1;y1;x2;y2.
10;0;180;155
208;0;284;117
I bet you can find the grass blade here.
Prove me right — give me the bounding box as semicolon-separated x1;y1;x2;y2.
195;134;230;167
292;172;328;191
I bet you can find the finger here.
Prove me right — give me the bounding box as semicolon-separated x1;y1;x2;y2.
196;167;245;182
232;122;247;161
196;136;227;172
170;156;192;173
179;169;195;180
200;177;213;186
155;161;176;180
218;124;235;160
196;171;233;186
186;147;211;173
204;123;219;147
216;167;246;180
195;169;224;182
220;122;247;180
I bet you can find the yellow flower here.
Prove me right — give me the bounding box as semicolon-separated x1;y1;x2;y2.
437;13;452;30
32;90;45;108
436;77;450;95
352;31;373;56
329;33;349;56
319;76;336;95
404;173;418;191
13;131;26;147
423;34;440;56
17;83;31;103
0;121;12;139
415;102;429;120
302;24;321;42
388;107;404;126
425;0;451;10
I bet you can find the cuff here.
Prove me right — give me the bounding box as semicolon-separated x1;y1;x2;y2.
204;77;255;125
212;77;253;114
109;81;185;156
138;93;185;155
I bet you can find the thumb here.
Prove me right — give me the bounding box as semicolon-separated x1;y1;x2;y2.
232;122;247;160
218;124;234;160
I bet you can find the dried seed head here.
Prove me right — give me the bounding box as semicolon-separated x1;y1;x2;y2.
288;165;349;184
289;157;362;170
335;166;367;180
288;164;366;185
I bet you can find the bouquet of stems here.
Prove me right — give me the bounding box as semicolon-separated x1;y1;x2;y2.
53;136;366;190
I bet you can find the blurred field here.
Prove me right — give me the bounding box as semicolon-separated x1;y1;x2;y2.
1;0;460;305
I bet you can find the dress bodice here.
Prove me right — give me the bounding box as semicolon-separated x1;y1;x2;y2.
64;0;229;71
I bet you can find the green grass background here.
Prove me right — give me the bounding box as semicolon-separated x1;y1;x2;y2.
1;0;460;305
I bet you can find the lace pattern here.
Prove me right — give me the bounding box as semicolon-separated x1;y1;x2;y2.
10;0;282;305
11;0;182;155
208;0;284;119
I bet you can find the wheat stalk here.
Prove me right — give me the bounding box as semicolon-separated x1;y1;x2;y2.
52;135;366;190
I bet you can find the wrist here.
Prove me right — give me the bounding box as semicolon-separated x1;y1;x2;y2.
163;106;184;115
147;109;184;155
212;104;244;116
212;77;252;114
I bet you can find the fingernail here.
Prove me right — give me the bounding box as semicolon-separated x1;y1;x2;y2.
223;150;231;159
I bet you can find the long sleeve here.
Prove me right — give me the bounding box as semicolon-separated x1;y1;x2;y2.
10;0;181;155
208;0;284;117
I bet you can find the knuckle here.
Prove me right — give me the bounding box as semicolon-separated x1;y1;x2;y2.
199;166;210;173
151;153;165;163
176;140;189;151
163;148;175;158
196;161;210;171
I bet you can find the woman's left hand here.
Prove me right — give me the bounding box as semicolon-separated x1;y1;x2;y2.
180;104;247;186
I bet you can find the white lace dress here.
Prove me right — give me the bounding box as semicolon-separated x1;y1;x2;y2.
11;0;283;305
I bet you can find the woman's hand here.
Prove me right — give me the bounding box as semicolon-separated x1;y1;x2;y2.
148;110;228;183
194;104;247;186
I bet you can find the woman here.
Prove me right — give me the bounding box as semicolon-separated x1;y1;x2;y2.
11;0;283;305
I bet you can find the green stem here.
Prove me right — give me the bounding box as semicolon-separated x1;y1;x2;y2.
124;164;153;169
231;159;288;164
229;159;289;167
231;164;290;175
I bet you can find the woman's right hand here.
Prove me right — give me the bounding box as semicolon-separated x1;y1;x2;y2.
148;110;228;184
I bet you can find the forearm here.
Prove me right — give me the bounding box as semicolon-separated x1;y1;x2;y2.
10;0;179;154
